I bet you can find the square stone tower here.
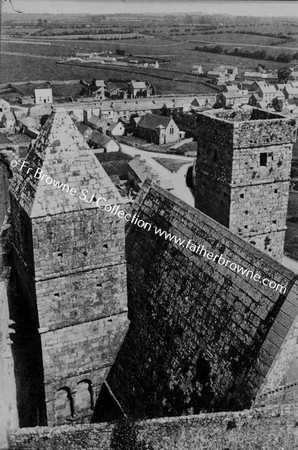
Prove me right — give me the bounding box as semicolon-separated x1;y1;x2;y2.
9;108;129;426
195;108;296;260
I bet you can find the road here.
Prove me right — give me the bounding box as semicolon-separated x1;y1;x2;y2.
121;143;298;273
121;143;195;206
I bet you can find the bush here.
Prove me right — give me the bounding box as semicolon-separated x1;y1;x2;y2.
110;417;154;450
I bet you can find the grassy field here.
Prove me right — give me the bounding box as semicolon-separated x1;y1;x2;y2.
0;55;216;96
1;34;294;87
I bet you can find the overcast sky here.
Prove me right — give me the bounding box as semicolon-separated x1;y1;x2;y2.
2;1;298;17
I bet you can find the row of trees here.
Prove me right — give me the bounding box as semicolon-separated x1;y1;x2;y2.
194;45;298;64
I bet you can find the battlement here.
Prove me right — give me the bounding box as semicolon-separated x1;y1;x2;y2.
198;108;297;149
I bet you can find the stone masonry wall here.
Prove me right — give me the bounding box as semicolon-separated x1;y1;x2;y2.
36;265;127;330
255;288;298;408
195;108;296;260
32;209;125;281
97;182;298;420
8;406;298;450
8;110;130;426
0;160;10;229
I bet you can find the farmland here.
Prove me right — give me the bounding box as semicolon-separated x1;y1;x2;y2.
1;31;297;87
1;12;298;92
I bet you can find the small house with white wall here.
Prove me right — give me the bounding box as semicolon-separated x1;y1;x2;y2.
34;88;53;105
192;64;203;75
0;99;10;113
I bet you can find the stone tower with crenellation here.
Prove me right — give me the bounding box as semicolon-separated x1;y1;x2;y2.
9;108;129;426
195;108;296;260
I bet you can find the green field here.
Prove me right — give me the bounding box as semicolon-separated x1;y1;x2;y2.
1;34;294;87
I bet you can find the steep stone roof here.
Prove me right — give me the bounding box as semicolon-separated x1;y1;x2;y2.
104;180;298;417
10;108;121;218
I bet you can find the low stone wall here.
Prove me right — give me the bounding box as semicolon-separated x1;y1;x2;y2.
8;406;298;450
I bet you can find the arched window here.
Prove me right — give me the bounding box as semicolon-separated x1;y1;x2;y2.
55;387;74;423
76;380;94;412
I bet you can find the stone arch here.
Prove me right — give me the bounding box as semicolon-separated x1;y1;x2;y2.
76;379;94;412
55;387;74;423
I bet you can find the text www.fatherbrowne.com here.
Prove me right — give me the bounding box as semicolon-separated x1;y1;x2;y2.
153;227;287;294
11;158;287;295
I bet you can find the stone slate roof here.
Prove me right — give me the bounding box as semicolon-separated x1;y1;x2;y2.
76;122;92;136
103;180;298;417
137;113;172;131
88;131;113;147
130;81;147;89
222;91;247;99
88;115;102;127
257;83;277;94
10;108;121;217
93;80;106;87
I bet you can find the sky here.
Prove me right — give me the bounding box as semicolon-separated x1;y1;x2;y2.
2;1;298;17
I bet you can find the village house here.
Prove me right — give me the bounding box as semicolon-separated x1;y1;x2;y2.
19;95;34;105
243;71;265;80
255;82;281;105
76;122;93;141
34;88;53;105
0;99;10;113
249;93;267;109
92;79;106;99
191;95;217;110
207;65;238;83
87;130;120;152
290;68;298;79
135;113;182;145
18;116;40;138
237;80;256;91
80;79;106;100
107;121;125;137
192;64;203;75
225;65;238;78
83;111;111;133
0;111;16;133
284;84;298;100
99;104;116;121
223;84;239;93
275;83;287;92
151;61;159;69
128;80;150;98
128;155;173;191
218;90;250;108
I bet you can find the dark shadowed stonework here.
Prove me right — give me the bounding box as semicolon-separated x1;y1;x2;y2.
93;180;298;421
8;109;129;426
195;108;296;260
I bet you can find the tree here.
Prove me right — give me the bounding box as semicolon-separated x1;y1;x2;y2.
272;97;283;112
160;104;170;117
278;66;292;83
276;53;292;63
